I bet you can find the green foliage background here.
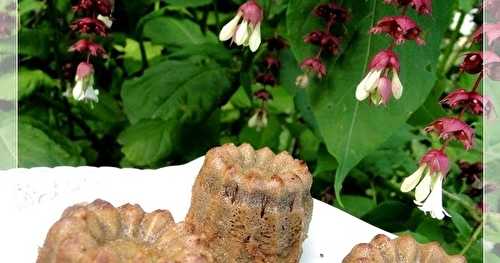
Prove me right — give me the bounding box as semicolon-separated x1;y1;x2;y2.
19;0;484;261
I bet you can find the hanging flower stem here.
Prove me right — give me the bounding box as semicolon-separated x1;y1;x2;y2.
460;221;483;255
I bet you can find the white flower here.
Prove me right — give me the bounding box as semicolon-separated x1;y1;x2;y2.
355;69;381;101
248;108;268;131
219;13;242;41
218;1;263;52
401;149;451;220
355;49;403;105
415;174;450;220
400;165;426;192
295;74;310;88
98;14;113;28
72;62;99;103
392;71;403;99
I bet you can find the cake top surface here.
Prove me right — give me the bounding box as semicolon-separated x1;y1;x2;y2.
203;143;312;192
37;199;213;263
343;234;466;263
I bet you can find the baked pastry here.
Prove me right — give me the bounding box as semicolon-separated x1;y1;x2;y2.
342;234;467;263
186;143;313;263
37;199;213;263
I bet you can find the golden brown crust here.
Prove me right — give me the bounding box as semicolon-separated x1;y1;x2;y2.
342;234;467;263
37;199;214;263
186;143;313;263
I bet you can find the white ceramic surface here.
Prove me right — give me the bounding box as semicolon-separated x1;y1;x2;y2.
0;157;395;262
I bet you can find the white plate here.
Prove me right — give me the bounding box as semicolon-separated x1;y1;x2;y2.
0;157;395;262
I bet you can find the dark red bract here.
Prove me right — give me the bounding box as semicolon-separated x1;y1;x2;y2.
460;52;483;74
441;89;484;115
254;89;272;101
76;62;94;79
425;117;474;150
384;0;432;15
266;37;288;51
304;31;341;55
420;149;449;175
256;73;277;86
304;31;326;45
301;58;327;78
73;0;113;16
239;0;263;26
69;39;106;57
71;17;108;36
264;56;281;72
314;3;349;24
371;16;424;45
369;49;400;72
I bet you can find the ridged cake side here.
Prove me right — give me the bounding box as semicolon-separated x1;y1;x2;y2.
37;199;213;263
342;234;467;263
186;143;313;263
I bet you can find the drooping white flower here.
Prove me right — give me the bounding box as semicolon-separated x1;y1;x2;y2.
73;62;99;103
355;49;403;105
218;0;263;52
248;108;268;131
400;149;451;220
415;174;450;220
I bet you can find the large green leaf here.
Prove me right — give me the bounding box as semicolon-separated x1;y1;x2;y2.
164;0;212;8
18;67;57;99
287;0;453;203
143;17;216;47
120;60;232;165
122;60;231;123
18;119;86;168
118;119;176;166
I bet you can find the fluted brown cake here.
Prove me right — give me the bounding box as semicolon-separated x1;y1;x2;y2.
37;199;214;263
186;143;313;263
343;234;467;263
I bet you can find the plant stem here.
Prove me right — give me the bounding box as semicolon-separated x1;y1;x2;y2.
460;222;483;255
443;190;482;222
213;0;220;31
438;11;466;75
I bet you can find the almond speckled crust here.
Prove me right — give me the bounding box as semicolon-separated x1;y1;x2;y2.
342;234;467;263
37;199;214;263
186;143;314;263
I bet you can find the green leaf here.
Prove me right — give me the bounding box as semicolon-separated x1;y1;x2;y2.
415;219;445;244
122;60;231;124
239;115;283;150
334;195;376;218
18;119;86;168
114;38;163;75
18;67;57;99
120;60;232;165
164;0;212;8
19;0;46;17
362;201;413;232
118;119;176;166
19;28;52;59
143;17;216;47
449;210;473;238
287;0;453;204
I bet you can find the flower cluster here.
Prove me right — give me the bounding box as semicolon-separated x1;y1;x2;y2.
249;37;288;130
296;2;349;87
69;0;114;103
356;0;429;105
399;14;494;220
219;0;263;52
